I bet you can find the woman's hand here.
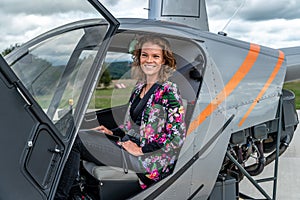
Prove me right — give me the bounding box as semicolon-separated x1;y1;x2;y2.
92;125;113;135
121;140;143;156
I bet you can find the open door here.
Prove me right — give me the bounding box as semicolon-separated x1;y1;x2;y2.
0;0;119;199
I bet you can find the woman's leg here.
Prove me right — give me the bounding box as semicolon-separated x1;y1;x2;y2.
79;131;154;187
55;130;143;199
78;130;127;168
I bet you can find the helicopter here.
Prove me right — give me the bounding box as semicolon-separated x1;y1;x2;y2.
0;0;299;199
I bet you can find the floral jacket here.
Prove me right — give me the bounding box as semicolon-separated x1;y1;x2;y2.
121;81;186;184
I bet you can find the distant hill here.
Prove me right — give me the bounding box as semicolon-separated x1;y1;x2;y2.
106;61;132;79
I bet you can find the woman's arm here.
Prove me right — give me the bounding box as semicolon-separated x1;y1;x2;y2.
92;125;125;137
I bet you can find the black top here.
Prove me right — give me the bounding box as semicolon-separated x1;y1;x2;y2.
130;96;142;126
112;83;162;153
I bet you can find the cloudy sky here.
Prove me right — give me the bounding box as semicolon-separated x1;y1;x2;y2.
1;0;300;53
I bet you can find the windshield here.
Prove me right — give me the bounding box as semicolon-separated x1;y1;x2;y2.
87;51;135;111
4;0;120;137
10;25;108;136
12;29;84;111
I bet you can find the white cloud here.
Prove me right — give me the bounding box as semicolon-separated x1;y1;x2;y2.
0;0;94;15
103;0;147;18
207;0;300;48
0;0;148;53
0;0;102;52
1;0;300;53
240;0;300;20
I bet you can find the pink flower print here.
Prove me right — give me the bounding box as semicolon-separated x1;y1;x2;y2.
157;126;162;133
151;156;160;163
140;183;147;190
159;137;166;143
164;84;170;92
168;114;174;122
147;169;160;181
152;134;159;142
155;90;163;101
175;114;182;122
167;123;172;130
148;108;159;122
144;124;154;138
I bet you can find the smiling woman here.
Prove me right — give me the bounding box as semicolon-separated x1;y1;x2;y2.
53;34;187;199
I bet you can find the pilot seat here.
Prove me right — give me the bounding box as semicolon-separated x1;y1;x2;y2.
81;161;142;200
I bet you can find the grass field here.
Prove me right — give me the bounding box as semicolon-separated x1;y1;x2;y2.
89;79;136;109
92;80;300;110
91;87;132;109
283;80;300;109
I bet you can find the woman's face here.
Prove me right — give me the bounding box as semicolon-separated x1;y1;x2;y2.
140;42;165;81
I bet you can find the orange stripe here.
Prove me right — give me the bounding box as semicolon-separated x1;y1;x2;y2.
238;50;285;127
187;43;261;135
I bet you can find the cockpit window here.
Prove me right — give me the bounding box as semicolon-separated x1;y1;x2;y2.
10;25;109;136
5;0;119;138
11;29;84;111
88;51;135;111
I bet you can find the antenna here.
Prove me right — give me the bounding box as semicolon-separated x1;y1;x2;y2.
219;0;247;35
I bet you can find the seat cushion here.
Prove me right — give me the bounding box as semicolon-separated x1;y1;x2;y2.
83;161;138;181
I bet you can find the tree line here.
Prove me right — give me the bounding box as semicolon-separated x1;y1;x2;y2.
1;44;21;57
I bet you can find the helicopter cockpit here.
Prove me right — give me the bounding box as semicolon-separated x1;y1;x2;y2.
79;31;206;198
80;31;205;129
6;22;206;199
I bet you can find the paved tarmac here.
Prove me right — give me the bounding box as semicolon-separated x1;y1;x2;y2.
239;110;300;200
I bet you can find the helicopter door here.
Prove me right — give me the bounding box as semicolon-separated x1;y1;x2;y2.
0;1;119;199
